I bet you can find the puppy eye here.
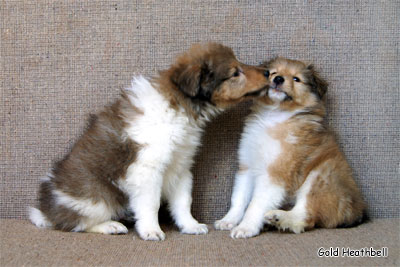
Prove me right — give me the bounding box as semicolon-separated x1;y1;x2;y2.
232;69;241;77
293;77;301;82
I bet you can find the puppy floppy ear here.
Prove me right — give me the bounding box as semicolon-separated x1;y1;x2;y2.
258;58;276;69
171;64;201;98
171;62;215;101
307;64;328;99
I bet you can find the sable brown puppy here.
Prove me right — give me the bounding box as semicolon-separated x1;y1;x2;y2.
29;43;270;241
215;57;366;238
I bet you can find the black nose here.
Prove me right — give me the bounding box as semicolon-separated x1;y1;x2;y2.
264;70;270;78
273;76;284;85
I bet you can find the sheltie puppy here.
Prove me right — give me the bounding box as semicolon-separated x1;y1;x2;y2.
29;43;270;241
215;57;366;238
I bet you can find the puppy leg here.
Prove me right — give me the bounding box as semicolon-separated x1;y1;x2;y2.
86;221;128;235
44;187;125;234
264;170;319;233
164;170;208;235
125;164;165;241
215;169;254;230
264;210;308;234
231;176;285;239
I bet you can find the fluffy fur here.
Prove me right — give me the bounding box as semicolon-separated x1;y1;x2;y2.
215;57;366;238
29;43;269;241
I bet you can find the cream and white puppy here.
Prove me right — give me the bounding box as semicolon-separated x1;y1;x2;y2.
215;58;366;238
29;43;270;241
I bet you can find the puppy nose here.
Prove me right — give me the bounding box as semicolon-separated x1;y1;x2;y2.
273;76;284;85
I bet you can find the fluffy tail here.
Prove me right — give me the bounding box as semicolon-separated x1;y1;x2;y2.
29;207;52;228
338;210;369;228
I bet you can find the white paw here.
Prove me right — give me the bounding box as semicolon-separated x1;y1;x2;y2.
137;228;166;241
181;223;208;235
264;210;306;234
86;221;128;235
230;225;260;239
214;219;237;231
29;207;52;228
264;210;284;225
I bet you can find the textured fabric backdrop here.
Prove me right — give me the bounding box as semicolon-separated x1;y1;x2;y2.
1;0;399;222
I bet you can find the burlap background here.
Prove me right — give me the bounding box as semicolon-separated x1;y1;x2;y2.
1;0;399;222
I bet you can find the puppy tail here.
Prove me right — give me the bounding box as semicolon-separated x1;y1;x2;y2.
338;210;369;228
28;207;52;228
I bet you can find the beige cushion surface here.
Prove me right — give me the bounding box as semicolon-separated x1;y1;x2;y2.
0;219;399;266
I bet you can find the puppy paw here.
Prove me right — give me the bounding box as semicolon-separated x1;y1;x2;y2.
230;225;260;239
214;219;238;231
86;221;128;235
264;210;306;234
264;210;284;225
181;223;208;235
138;229;166;241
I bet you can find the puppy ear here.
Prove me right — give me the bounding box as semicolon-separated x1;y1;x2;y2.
171;64;201;98
258;61;267;68
259;57;277;69
307;64;328;99
197;63;217;101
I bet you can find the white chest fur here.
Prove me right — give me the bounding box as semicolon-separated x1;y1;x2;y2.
124;77;203;170
116;76;205;202
238;106;295;175
118;77;208;240
215;105;298;239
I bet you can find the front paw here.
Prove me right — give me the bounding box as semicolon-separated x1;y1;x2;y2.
264;210;285;225
139;230;166;241
230;225;260;239
86;221;128;235
214;219;238;231
181;223;208;235
264;210;306;234
137;227;166;241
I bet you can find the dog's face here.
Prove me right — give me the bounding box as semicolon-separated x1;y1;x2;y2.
169;43;270;109
261;57;328;109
